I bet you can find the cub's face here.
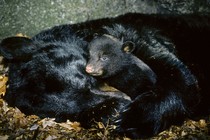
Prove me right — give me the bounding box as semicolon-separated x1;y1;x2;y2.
86;35;135;78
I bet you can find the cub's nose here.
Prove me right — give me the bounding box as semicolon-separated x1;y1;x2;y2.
85;65;94;73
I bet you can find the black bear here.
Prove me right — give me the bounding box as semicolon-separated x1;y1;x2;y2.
0;13;210;139
0;32;130;127
85;31;201;137
86;34;157;99
81;14;210;137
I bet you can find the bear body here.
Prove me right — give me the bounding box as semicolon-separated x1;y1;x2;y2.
0;13;210;138
80;13;210;137
0;33;130;126
85;32;201;137
86;35;157;99
93;23;210;115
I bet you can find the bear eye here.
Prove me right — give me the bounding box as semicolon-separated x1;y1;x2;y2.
100;56;109;61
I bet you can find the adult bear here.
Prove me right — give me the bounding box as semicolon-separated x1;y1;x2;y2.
0;13;210;139
0;32;130;128
85;31;202;138
71;13;210;138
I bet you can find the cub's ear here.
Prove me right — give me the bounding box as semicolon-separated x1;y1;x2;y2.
0;37;37;60
122;41;135;53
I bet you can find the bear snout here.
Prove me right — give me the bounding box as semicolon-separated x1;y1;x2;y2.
85;64;94;73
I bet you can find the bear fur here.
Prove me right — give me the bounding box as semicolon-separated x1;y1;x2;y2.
79;13;210;137
85;29;201;137
0;33;130;127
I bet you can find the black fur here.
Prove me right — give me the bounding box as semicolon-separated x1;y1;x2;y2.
0;34;130;126
86;32;201;138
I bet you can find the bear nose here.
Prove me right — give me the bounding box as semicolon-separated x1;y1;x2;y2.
86;65;94;73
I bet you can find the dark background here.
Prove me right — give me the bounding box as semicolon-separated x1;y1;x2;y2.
0;0;210;40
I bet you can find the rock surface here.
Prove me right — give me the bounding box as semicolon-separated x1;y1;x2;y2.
0;0;210;39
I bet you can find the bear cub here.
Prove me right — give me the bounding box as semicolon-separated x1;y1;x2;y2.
86;34;157;99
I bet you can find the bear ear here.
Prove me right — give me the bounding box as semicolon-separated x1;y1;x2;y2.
122;41;135;53
0;37;36;60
